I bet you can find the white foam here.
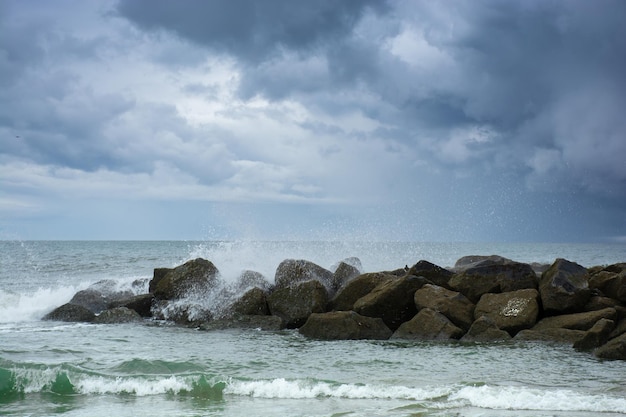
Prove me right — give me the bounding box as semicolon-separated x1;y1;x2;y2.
0;286;83;323
75;375;193;396
225;378;452;400
450;385;626;413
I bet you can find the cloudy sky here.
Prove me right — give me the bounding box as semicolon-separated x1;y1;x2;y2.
1;0;625;242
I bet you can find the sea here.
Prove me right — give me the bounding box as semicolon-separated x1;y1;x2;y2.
1;240;625;417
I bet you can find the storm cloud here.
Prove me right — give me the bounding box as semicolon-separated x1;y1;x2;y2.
1;0;625;241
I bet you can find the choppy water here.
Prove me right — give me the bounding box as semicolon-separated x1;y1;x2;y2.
1;240;625;416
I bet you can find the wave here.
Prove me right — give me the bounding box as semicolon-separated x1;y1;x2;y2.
2;367;625;414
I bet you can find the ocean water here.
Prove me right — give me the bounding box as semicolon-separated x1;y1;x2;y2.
1;240;625;416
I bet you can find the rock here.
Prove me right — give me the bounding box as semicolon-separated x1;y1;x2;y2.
532;307;617;331
299;311;392;340
329;272;396;311
332;261;362;291
609;318;626;339
453;255;513;272
150;268;173;293
230;287;269;316
391;308;464;340
274;259;334;293
584;295;622;312
109;294;154;317
474;289;540;335
151;258;220;300
69;280;134;314
449;259;537;303
353;275;428;331
573;319;615;351
460;316;511;342
43;303;95;322
234;270;272;292
93;307;142;324
413;284;475;331
198;315;283;331
530;262;551;275
406;260;454;288
267;280;328;328
539;258;591;313
589;269;626;303
514;328;586;344
595;333;626;360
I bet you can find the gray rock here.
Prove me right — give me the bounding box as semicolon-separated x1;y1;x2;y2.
274;259;334;294
299;311;392;340
329;272;396;312
392;308;464;340
267;280;328;328
595;332;626;360
474;289;540;335
532;307;617;331
230;287;269;316
353;275;428;331
151;258;220;300
93;307;142;324
234;270;272;292
43;303;95;322
461;315;511;342
413;284;475;331
407;260;454;288
332;261;362;291
574;318;615;351
539;258;591;313
514;328;586;344
109;294;154;317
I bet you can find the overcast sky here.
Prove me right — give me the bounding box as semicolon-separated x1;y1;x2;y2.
1;0;625;242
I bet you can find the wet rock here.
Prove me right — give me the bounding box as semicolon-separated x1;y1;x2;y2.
573;318;615;351
532;307;617;331
274;259;334;294
332;261;362;291
474;289;540;335
453;255;513;272
150;268;173;293
267;280;328;328
413;284;475;331
329;272;396;312
69;280;134;314
230;287;269;316
234;270;272;293
609;318;626;339
43;303;95;322
299;311;392;340
460;316;511;342
583;295;622;312
539;258;591;313
151;258;220;300
110;294;154;317
449;259;538;303
392;308;464;340
595;333;626;360
406;260;454;288
589;268;626;303
353;275;428;331
93;307;142;324
514;328;586;344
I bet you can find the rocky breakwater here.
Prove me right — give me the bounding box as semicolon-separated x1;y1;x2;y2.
42;255;626;361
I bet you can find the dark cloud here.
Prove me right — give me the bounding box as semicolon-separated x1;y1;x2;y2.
116;0;386;64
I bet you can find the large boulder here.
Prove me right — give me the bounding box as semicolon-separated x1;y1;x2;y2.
589;267;626;303
573;319;615;351
594;333;626;360
274;259;334;293
150;267;173;293
43;303;95;322
299;311;392;340
109;294;154;317
460;315;511;342
332;261;362;291
413;284;475;331
532;307;617;331
353;275;428;330
230;287;269;316
449;259;537;303
151;258;220;300
69;280;134;314
329;272;396;311
392;308;464;340
233;270;272;293
406;260;454;288
539;258;591;313
514;328;586;344
267;280;328;328
474;289;540;335
93;307;142;324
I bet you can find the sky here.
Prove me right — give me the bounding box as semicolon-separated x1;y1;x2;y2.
1;0;625;242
